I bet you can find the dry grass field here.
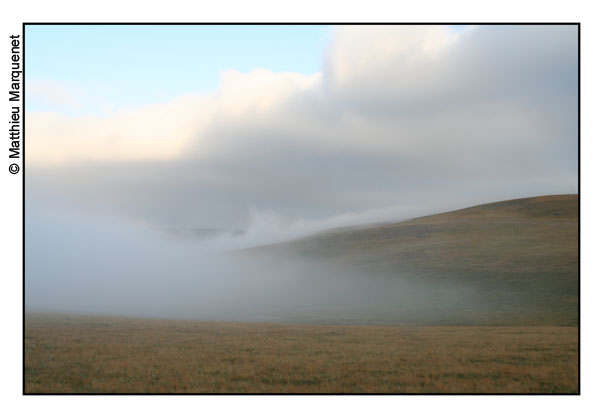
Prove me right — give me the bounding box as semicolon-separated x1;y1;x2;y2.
25;314;578;394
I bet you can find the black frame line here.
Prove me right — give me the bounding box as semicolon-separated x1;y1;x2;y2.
23;22;579;25
22;23;26;397
21;22;581;396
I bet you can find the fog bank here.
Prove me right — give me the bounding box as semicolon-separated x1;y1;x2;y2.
26;210;487;323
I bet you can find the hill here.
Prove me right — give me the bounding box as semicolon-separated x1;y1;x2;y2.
249;195;579;325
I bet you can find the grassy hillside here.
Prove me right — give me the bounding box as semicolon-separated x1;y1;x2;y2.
252;195;579;325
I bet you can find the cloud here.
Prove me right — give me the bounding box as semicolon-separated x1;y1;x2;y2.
27;93;210;165
324;25;465;89
28;80;82;111
27;69;320;166
26;25;578;244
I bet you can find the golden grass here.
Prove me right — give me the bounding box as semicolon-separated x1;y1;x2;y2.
25;314;578;393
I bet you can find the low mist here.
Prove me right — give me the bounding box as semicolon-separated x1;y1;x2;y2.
26;209;487;324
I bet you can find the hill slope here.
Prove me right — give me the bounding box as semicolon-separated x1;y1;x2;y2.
251;195;579;325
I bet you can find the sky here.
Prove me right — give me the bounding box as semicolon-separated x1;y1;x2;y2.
26;25;331;115
25;24;579;317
